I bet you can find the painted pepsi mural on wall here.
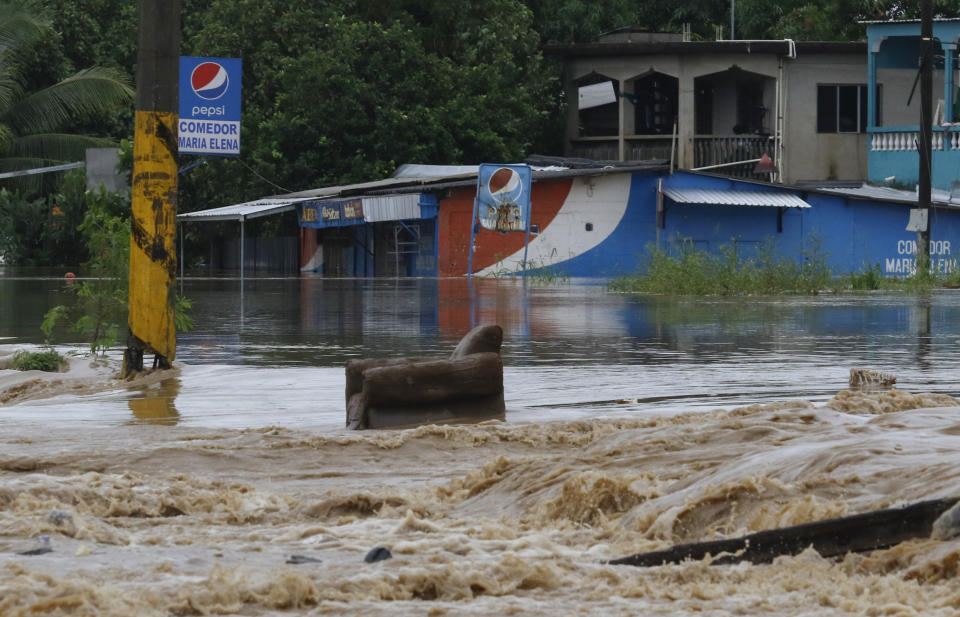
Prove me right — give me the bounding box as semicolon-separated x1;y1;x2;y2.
475;164;532;232
458;169;960;279
178;56;242;156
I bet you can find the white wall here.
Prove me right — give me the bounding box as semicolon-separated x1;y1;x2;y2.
783;52;869;182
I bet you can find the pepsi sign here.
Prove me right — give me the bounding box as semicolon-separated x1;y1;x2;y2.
178;56;242;156
475;164;532;232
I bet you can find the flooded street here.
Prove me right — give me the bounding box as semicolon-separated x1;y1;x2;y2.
3;272;960;428
3;271;960;615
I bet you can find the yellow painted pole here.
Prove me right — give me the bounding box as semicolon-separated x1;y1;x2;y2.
123;0;180;376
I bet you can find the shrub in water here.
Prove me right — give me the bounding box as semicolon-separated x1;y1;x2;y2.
609;234;833;296
11;350;67;372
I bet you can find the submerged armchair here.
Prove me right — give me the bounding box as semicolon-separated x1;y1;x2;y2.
345;324;505;429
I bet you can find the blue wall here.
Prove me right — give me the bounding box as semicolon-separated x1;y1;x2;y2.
606;171;960;277
868;146;960;192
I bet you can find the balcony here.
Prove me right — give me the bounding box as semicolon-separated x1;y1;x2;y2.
867;127;960;190
569;135;676;164
865;20;960;191
694;135;775;180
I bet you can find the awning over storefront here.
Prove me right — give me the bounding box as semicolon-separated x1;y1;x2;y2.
179;193;432;226
662;188;811;208
176;197;312;222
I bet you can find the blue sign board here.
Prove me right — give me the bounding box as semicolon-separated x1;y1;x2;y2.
178;56;242;156
475;164;532;232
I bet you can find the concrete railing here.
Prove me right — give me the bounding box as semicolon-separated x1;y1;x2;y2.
870;129;960;151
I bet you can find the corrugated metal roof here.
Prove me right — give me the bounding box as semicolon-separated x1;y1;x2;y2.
860;17;960;24
176;198;311;222
662;187;811;208
814;183;960;207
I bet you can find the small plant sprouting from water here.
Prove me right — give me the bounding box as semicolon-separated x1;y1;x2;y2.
844;262;886;290
489;248;571;284
174;295;195;333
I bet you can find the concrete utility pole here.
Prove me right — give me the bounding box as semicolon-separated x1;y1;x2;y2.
123;0;181;377
917;0;933;274
730;0;735;40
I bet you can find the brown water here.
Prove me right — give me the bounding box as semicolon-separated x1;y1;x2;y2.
3;271;960;615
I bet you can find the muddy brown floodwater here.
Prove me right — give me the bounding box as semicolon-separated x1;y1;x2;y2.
3;273;960;615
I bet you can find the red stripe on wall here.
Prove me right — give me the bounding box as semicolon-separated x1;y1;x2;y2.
438;179;573;276
299;227;318;269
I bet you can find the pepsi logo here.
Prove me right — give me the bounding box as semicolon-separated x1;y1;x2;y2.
191;62;229;100
487;167;523;204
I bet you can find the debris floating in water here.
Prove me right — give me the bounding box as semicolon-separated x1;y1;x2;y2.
849;367;897;389
285;554;323;564
931;502;960;540
17;535;52;556
364;546;392;563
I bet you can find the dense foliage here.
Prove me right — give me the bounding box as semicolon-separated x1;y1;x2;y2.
0;169;100;265
175;0;556;208
0;1;133;181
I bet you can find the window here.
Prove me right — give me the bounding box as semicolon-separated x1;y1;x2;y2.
578;75;619;137
633;72;678;135
817;84;868;133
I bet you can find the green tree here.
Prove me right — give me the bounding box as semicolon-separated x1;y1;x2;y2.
0;0;133;188
177;0;554;209
0;188;49;264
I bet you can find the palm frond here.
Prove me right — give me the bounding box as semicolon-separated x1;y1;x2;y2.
11;132;114;162
6;67;134;135
0;1;47;58
0;120;16;154
0;70;22;117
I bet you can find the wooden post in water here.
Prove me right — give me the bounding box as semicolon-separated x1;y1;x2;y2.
123;0;181;377
917;0;933;274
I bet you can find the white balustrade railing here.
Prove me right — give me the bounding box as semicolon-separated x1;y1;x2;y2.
871;130;958;151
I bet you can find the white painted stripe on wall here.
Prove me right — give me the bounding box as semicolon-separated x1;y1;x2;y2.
474;174;631;276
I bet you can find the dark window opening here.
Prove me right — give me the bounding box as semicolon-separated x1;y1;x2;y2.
817;84;868;133
735;81;766;135
695;84;713;134
578;75;619;137
875;84;883;127
632;73;678;135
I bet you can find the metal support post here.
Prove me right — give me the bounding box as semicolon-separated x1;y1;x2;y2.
917;0;933;273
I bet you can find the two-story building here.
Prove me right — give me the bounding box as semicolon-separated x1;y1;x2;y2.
545;29;870;184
